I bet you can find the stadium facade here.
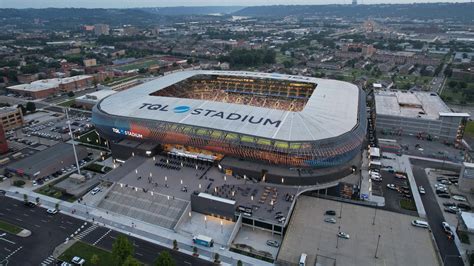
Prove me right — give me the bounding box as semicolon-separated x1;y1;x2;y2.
92;71;366;184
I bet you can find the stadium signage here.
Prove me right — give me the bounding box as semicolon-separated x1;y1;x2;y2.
139;103;281;128
112;127;143;138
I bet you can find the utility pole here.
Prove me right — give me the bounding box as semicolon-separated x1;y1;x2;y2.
372;206;377;225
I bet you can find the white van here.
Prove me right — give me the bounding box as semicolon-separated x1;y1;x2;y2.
299;253;307;266
411;220;429;228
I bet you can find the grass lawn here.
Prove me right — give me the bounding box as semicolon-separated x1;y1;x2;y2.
0;219;22;234
465;121;474;138
400;199;417;211
84;163;112;174
58;99;76;107
77;130;108;148
117;60;158;71
59;241;115;265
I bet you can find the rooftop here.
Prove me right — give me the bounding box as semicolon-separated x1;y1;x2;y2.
7;75;92;92
96;70;362;142
0;106;20;115
374;90;464;120
76;89;117;102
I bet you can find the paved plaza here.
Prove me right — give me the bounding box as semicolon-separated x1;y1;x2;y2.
97;184;188;229
277;196;439;266
103;155;297;225
233;226;282;259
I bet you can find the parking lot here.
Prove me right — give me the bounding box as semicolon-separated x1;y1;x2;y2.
277;196;438;266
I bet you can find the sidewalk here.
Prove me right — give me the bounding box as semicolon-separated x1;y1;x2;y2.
5;188;270;266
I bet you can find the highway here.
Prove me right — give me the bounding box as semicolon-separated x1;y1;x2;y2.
0;196;212;266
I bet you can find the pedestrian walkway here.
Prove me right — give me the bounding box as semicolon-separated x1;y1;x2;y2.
74;224;99;240
40;255;55;266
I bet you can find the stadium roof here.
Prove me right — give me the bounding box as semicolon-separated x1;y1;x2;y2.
97;70;361;142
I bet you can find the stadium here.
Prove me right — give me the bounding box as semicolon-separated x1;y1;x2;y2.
92;70;366;185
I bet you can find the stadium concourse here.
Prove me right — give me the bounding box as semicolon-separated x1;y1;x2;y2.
92;70;366;186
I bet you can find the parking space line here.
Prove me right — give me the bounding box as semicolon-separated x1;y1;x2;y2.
15;218;22;222
136;252;143;257
0;238;15;245
23;213;29;217
41;219;48;223
59;226;66;230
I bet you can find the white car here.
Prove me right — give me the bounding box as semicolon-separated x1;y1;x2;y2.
324;217;337;224
411;220;429;229
337;232;350;239
387;184;397;190
418;186;425;195
71;256;85;265
452;195;467;202
91;187;101;195
371;176;382;182
32;181;38;186
46;208;58;215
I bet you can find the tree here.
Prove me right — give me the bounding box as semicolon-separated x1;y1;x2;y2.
214;253;220;264
35;197;40;205
122;255;140;266
17;104;26;116
55;202;60;211
154;251;175;266
90;254;100;265
172;239;178;250
26;102;36;113
67;91;75;97
112;235;134;266
192;246;198;256
237;260;243;266
23;193;28;203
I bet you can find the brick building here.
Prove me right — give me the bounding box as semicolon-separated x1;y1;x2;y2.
0;107;24;131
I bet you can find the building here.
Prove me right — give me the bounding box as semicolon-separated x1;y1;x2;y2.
0;107;23;131
94;24;110;36
6;75;93;99
374;90;469;146
83;58;97;68
0;123;9;154
93;70;366;185
452;68;474;82
75;89;117;110
459;162;474;193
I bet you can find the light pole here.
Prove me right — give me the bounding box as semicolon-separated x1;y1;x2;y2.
204;216;207;229
374;234;381;258
339;202;343;219
336;226;340;248
220;220;223;233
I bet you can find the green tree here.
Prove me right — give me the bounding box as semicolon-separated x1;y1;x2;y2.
17;104;27;116
192;246;198;256
90;254;100;265
26;102;36;113
172;239;178;250
55;202;60;211
35;197;40;204
67;91;75;97
122;255;140;266
154;251;175;266
23;193;28;203
237;260;243;266
112;235;134;266
214;253;220;263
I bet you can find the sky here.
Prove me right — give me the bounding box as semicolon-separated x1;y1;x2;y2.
1;0;470;8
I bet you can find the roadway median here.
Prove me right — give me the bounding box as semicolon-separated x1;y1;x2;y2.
0;219;31;237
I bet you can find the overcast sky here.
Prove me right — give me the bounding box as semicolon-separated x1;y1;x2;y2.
1;0;469;8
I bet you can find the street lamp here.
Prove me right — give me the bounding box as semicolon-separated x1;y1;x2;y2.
204;216;207;229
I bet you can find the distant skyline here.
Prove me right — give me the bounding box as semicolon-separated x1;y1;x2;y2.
1;0;471;9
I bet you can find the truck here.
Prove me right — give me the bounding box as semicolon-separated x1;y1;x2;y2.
193;235;214;247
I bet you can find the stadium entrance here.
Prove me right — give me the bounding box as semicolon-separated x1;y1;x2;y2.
163;144;224;163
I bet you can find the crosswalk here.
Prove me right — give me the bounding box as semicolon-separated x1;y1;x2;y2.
93;229;112;246
74;224;99;240
40;255;55;266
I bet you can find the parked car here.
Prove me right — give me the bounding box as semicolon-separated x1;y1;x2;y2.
443;202;456;207
266;240;280;247
46;208;58;215
438;193;451;199
452;195;467;202
71;256;85;265
337;232;350;239
24;201;36;208
457;203;471;210
444;206;460;214
90;187;101;195
324;218;337;224
325;210;336;216
411;220;429;228
386;184;397;190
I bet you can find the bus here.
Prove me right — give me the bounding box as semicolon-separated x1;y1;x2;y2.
299;253;307;266
193;235;214;247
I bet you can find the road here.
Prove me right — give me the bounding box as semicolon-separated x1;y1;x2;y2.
411;164;463;266
0;196;212;266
